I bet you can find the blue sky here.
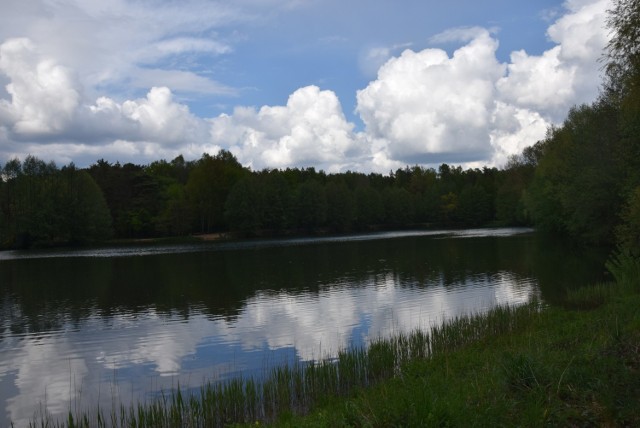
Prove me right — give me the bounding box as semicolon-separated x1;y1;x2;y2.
0;0;612;172
190;0;562;119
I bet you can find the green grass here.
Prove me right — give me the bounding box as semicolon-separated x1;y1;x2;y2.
28;270;640;427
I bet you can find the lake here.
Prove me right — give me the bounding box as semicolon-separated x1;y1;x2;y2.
0;228;608;426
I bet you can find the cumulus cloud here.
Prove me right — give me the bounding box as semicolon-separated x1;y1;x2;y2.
357;30;505;167
0;0;241;98
0;36;215;164
497;0;609;121
355;0;610;168
0;0;613;171
358;42;414;78
210;85;366;172
0;38;80;135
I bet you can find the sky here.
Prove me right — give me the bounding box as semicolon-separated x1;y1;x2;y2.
0;0;613;173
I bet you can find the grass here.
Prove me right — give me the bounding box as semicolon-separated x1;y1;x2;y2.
27;264;640;427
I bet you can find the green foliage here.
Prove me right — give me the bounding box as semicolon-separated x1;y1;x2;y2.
519;0;640;249
382;187;413;225
61;169;113;243
605;0;640;97
616;186;640;256
225;176;264;235
563;283;614;310
0;157;111;247
606;251;640;289
495;154;536;225
294;180;327;231
526;102;624;244
88;160;161;238
353;185;384;229
501;353;545;392
261;171;292;232
2;151;531;247
458;184;492;226
186;151;246;233
325;180;355;232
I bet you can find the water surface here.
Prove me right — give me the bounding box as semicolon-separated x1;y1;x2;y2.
0;228;607;425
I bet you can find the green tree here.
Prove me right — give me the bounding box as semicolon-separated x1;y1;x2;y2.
495;153;536;225
60;168;113;243
458;184;492;227
294;180;327;231
225;176;263;235
354;185;384;229
325;180;355;232
440;192;459;225
261;171;292;232
526;102;623;244
146;156;194;236
616;186;640;256
382;187;413;226
88;160;161;238
186;151;246;233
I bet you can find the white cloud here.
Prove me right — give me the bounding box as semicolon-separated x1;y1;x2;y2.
497;0;609;122
210;85;366;172
497;47;577;115
428;26;496;44
0;0;613;171
0;36;214;163
0;0;246;98
489;102;550;163
356;30;505;165
152;37;232;58
355;0;610;169
358;42;413;78
118;87;210;145
0;38;80;135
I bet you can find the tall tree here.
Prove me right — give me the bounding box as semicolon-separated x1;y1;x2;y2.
294;180;327;231
186;150;247;233
325;180;355;232
225;176;264;235
60;167;113;243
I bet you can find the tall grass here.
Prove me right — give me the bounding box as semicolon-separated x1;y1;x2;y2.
606;250;640;290
559;251;640;310
30;300;543;428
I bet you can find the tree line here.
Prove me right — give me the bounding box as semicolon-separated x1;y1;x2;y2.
1;0;638;258
0;151;533;248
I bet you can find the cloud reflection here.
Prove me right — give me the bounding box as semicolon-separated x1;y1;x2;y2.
1;267;536;425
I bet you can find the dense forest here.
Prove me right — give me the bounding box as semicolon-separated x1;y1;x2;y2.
0;0;638;259
0;151;533;248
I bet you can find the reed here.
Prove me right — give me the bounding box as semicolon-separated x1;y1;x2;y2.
562;282;614;310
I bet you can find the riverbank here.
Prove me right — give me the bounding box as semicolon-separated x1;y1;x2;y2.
48;269;639;427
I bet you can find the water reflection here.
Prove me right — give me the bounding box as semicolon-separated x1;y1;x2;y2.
0;229;606;426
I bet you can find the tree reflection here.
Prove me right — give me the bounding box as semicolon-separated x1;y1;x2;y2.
0;230;608;334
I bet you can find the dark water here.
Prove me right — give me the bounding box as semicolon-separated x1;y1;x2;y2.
0;228;608;425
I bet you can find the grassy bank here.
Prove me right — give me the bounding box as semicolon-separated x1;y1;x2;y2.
33;261;639;427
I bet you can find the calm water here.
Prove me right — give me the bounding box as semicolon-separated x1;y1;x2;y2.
0;228;608;425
